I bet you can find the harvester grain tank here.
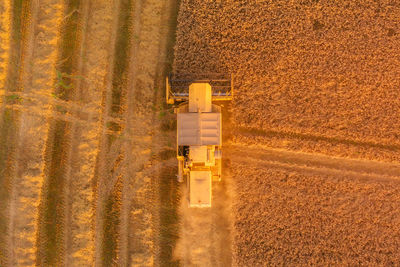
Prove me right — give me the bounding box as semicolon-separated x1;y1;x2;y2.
166;73;233;207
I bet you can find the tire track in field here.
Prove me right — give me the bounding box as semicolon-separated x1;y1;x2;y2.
91;0;121;264
0;1;33;265
121;0;182;265
236;126;400;151
227;144;400;181
118;0;167;265
235;126;400;163
35;0;83;266
176;175;234;267
92;0;135;265
60;0;90;266
93;0;170;265
5;0;63;265
117;0;145;264
64;1;116;266
149;0;181;265
157;165;181;266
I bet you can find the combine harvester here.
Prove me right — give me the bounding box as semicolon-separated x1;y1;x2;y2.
166;73;233;207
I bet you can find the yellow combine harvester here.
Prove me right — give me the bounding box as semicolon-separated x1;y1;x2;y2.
166;73;233;207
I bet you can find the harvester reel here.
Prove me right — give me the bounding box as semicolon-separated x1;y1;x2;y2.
166;73;233;104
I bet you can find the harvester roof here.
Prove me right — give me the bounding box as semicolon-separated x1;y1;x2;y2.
177;112;221;146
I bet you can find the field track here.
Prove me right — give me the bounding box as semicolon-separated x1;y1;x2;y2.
234;126;400;163
227;144;400;182
228;144;400;265
175;170;234;267
0;0;180;266
5;1;63;266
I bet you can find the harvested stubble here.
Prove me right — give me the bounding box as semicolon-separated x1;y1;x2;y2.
174;0;400;160
232;164;400;265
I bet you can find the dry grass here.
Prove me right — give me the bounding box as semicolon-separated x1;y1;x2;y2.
0;0;178;265
232;163;400;265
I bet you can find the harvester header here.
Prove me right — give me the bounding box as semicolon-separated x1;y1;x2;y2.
166;73;233;104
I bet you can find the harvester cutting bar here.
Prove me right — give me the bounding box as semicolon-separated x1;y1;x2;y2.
166;73;233;104
169;72;231;80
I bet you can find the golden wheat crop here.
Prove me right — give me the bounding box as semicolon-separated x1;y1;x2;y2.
174;0;400;157
173;0;400;264
232;163;400;265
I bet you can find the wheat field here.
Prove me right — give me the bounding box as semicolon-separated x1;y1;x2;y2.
2;0;400;266
173;0;400;265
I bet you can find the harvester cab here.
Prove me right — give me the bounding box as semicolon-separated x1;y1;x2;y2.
166;73;233;207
